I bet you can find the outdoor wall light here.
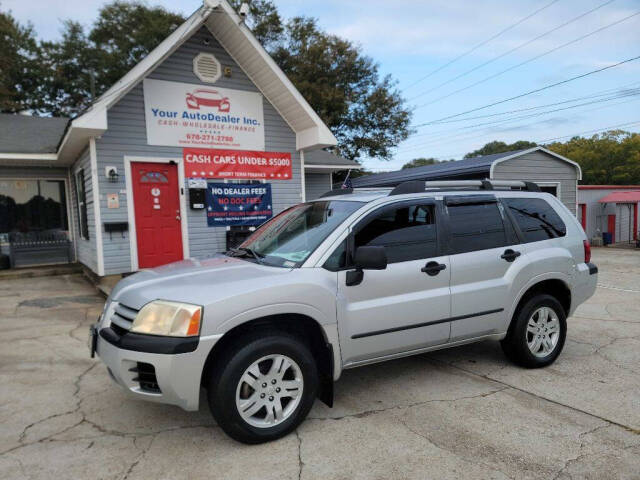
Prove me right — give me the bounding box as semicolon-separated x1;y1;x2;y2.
105;166;119;182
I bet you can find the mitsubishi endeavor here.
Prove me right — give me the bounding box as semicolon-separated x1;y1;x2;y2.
89;179;598;443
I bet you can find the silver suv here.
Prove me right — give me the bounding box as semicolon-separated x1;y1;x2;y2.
90;180;598;443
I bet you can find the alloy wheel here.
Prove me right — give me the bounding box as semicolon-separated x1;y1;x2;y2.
526;306;560;357
235;354;304;428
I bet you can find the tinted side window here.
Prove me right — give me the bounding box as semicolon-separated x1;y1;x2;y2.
447;202;507;254
355;204;437;263
504;198;566;242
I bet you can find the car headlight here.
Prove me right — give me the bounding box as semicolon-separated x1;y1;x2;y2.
131;300;202;337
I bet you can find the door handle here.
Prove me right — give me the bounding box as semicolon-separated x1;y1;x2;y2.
501;249;521;262
421;261;446;276
176;215;181;220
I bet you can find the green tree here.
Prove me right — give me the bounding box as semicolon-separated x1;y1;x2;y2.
547;130;640;185
229;0;283;49
88;1;184;95
0;10;42;112
271;17;411;160
401;157;452;169
464;140;537;158
37;21;98;116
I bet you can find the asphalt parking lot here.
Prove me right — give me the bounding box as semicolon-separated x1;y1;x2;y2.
1;248;639;479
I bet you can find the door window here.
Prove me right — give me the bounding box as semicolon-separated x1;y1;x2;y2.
447;201;507;254
503;198;566;242
354;203;437;263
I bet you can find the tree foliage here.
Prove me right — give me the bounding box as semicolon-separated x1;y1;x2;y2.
546;130;640;185
463;140;538;158
270;17;411;160
1;0;411;161
0;10;42;112
401;157;453;169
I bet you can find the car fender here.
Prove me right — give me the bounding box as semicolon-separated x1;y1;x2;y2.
217;302;342;380
507;270;572;325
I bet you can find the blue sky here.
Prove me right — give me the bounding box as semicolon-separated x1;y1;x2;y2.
5;0;640;171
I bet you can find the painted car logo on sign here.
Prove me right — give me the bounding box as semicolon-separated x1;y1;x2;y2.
186;89;231;112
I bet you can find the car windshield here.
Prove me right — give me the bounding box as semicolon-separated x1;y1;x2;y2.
231;200;364;268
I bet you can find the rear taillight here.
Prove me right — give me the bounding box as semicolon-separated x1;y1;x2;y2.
583;239;591;263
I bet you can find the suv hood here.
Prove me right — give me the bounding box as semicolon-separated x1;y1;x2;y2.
110;255;292;310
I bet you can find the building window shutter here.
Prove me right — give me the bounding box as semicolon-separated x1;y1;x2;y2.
76;169;89;240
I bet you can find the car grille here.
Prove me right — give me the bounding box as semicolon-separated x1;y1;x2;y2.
130;362;161;393
110;302;139;336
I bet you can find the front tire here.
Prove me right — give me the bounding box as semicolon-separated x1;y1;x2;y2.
207;333;318;444
501;294;566;368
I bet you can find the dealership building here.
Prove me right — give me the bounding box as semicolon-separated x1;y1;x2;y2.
0;0;358;275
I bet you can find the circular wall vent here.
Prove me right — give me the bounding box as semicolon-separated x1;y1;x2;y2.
193;53;221;83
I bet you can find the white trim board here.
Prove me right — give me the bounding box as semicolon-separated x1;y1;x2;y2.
300;150;306;202
0;153;58;161
124;156;190;272
89;138;105;276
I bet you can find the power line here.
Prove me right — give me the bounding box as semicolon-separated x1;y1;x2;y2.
413;9;640;110
412;54;640;126
402;0;562;91
408;0;615;102
386;120;640;163
413;79;640;127
397;95;640;154
537;119;640;143
402;88;640;146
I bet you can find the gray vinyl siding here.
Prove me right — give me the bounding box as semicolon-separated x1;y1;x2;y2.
70;148;98;272
95;26;302;274
305;173;332;201
491;151;578;214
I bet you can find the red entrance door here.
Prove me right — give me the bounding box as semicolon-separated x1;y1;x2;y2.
131;162;183;268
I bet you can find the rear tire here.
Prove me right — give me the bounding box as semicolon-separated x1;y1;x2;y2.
207;332;318;444
501;294;566;368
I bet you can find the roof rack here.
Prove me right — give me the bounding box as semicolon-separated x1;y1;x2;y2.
319;187;353;198
388;179;540;195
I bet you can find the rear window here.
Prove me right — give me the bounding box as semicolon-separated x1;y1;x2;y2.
503;198;566;242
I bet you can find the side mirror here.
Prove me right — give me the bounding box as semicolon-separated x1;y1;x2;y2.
346;246;387;286
354;246;387;270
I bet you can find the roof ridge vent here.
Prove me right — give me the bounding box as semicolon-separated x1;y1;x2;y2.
193;52;221;83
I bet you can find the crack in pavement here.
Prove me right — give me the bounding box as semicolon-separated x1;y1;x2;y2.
428;357;640;435
307;386;509;422
551;423;610;480
398;417;515;480
294;429;303;480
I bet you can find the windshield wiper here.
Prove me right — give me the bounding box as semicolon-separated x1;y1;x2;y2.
227;247;264;264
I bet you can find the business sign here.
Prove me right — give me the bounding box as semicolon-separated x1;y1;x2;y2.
143;79;265;150
205;183;273;226
184;148;292;180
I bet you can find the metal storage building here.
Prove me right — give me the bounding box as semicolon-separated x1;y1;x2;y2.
352;147;582;214
578;186;640;244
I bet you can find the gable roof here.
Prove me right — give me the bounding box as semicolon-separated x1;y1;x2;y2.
58;0;336;163
304;150;361;168
352;147;581;188
0;114;68;155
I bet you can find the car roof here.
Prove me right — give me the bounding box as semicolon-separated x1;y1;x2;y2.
316;189;549;204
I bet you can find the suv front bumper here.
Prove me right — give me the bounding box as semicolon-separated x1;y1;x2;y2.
93;325;221;411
